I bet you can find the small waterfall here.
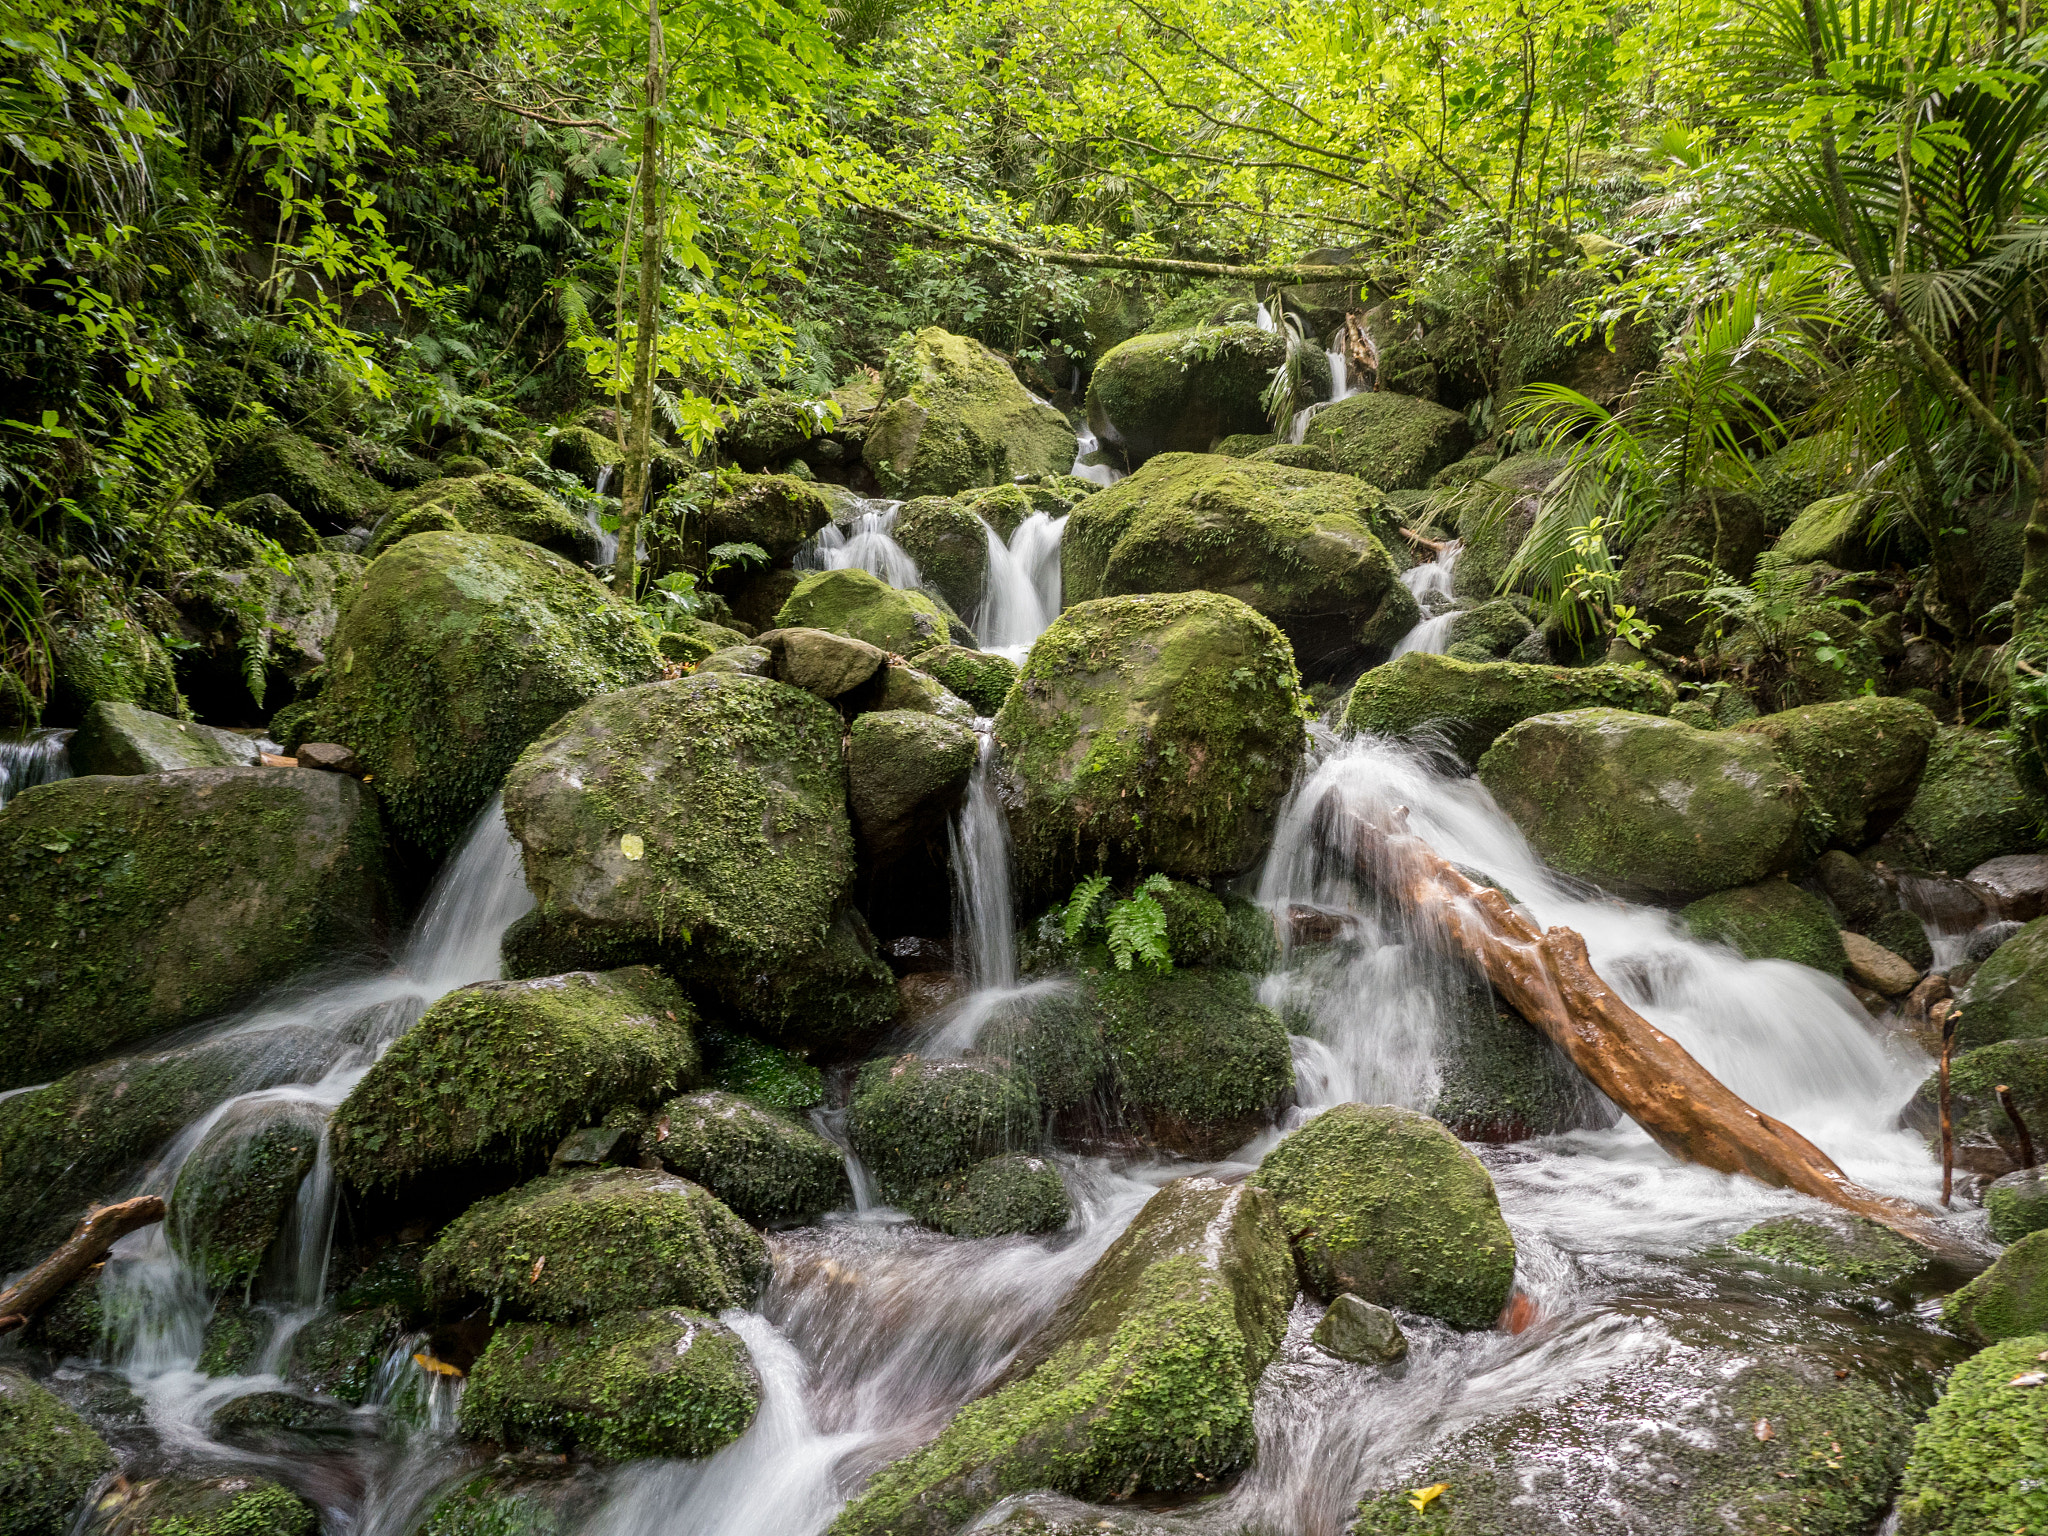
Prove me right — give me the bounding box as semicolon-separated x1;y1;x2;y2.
0;727;71;810
1070;424;1122;488
588;465;620;564
947;731;1015;991
973;512;1066;661
1284;349;1363;446
1255;302;1275;332
798;500;921;589
1389;540;1463;658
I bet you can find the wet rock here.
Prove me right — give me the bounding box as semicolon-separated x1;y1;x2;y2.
864;329;1076;498
208;426;387;531
1873;725;2047;875
285;1305;408;1404
1811;848;1895;931
1942;1228;2048;1343
1085;326;1323;468
1905;1037;2048;1176
409;1459;607;1536
1300;390;1475;489
67;701;255;775
1060;452;1414;676
1447;454;1564;602
774;566;954;656
893;497;990;614
1477;709;1806;902
1894;1331;2048;1535
905;1152;1071;1238
331;968;698;1195
1729;695;1937;848
547;423;619;485
88;1473;319;1536
966;982;1107;1115
1254;1103;1514;1328
0;1366;115;1536
0;767;393;1089
1613;489;1769;654
1724;1213;1926;1290
830;1176;1294;1536
1429;989;1612;1143
648;1090;849;1223
1443;598;1535;661
167;1098;323;1288
761;626;887;698
460;1306;760;1461
1954;916;2048;1048
1867;906;1935;971
847;1054;1040;1207
294;741;360;774
914;645;1018;716
696;643;772;677
1343;653;1674;767
1842;931;1920;995
1987;1169;2048;1244
847;710;978;868
1153;882;1278;971
1969;853;2048;922
303;531;661;856
697;475;832;568
1967;919;2026;964
1313;1293;1408;1363
898;972;964;1024
548;1125;633;1170
500;673;895;1045
1682;880;1847;975
208;1390;357;1454
994;591;1305;902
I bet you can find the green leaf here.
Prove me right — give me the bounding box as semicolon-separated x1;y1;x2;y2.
1061;874;1111;942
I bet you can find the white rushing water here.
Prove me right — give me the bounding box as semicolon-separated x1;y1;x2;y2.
1285;346;1363;445
0;726;71;810
1389;538;1464;658
798;500;921;589
1070;423;1122;487
973;512;1066;662
588;465;621;563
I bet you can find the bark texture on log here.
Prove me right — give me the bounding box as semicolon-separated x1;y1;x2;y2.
0;1195;165;1335
1316;791;1956;1252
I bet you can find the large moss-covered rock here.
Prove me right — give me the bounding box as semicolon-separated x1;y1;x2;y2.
1428;984;1610;1143
501;674;895;1044
916;645;1018;717
1987;1169;2048;1244
87;1474;319;1536
460;1306;760;1461
412;1462;605;1536
1087;967;1294;1158
1724;1212;1926;1290
1300;391;1474;489
650;1090;849;1222
1443;598;1536;661
308;531;661;856
993;592;1306;900
847;709;979;865
1876;726;2047;874
905;1153;1071;1238
47;577;186;723
864;329;1077;497
0;768;393;1088
167;1097;323;1288
161;549;365;722
0;1367;115;1536
1478;708;1807;901
1343;652;1674;765
1059;452;1413;675
1085;325;1324;468
422;1166;765;1319
66;701;252;775
1895;1332;2048;1535
331;968;698;1193
830;1176;1294;1536
1614;490;1769;653
846;1054;1040;1207
374;473;597;564
1904;1037;2048;1175
894;497;990;615
775;566;953;655
1449;455;1566;603
1953;916;2048;1049
700;475;832;566
1254;1102;1514;1327
1941;1227;2048;1343
1682;879;1848;974
208;427;386;531
1730;696;1937;849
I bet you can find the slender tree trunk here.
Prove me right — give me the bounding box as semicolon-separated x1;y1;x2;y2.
611;0;664;601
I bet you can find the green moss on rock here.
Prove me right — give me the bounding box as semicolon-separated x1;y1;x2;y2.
863;329;1077;496
286;1305;408;1404
1151;881;1277;970
208;427;386;531
1952;916;2048;1051
1895;1332;2048;1535
705;1032;825;1112
894;497;991;615
906;1153;1071;1238
1988;1169;2048;1244
1300;391;1474;489
650;1090;848;1222
0;1367;115;1536
847;708;979;863
1443;599;1535;661
1682;880;1848;975
701;475;832;565
412;1462;605;1536
775;566;953;655
1906;1036;2048;1176
1343;652;1674;766
1730;695;1937;849
914;645;1018;716
1874;725;2047;875
1726;1213;1925;1289
92;1475;319;1536
47;576;186;723
1942;1227;2048;1343
847;1054;1041;1205
1085;326;1326;469
1428;987;1609;1142
67;702;251;775
168;1100;323;1289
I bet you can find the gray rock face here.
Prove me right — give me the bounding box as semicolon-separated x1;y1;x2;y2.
763;626;887;699
68;700;257;775
847;709;980;864
1313;1293;1408;1363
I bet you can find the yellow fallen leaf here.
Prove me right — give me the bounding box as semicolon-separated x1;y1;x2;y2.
413;1352;463;1378
621;832;645;861
1407;1482;1448;1513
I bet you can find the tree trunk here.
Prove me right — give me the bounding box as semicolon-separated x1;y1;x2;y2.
0;1196;165;1335
1315;790;1961;1254
610;0;664;602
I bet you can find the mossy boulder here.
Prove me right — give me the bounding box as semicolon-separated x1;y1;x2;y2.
1059;452;1413;676
208;427;386;531
1343;652;1675;766
1875;726;2047;874
412;1463;605;1536
331;968;698;1194
705;1032;826;1112
0;767;393;1089
846;1054;1041;1207
1682;880;1848;974
460;1306;760;1461
374;473;598;564
1084;326;1325;468
47;576;185;723
1449;454;1566;602
1087;967;1294;1158
1895;1331;2048;1535
1905;1037;2048;1175
1942;1227;2048;1343
915;645;1018;716
66;701;252;775
959;482;1037;539
167;1098;324;1288
1443;598;1535;661
1725;1213;1926;1290
218;492;321;554
547;423;620;485
775;566;953;655
0;1367;115;1536
1988;1169;2048;1244
308;531;661;856
88;1475;319;1536
962;982;1109;1114
422;1166;765;1320
500;673;895;1044
992;592;1306;901
829;1176;1294;1536
905;1153;1071;1238
894;497;991;615
1151;881;1277;970
847;709;980;865
1730;696;1937;849
720;392;834;470
162;549;365;721
650;1090;849;1222
864;328;1077;496
1478;708;1807;902
1951;916;2048;1049
1300;390;1474;489
1614;490;1769;653
1428;984;1610;1142
700;475;832;566
1253;1103;1514;1327
362;501;463;557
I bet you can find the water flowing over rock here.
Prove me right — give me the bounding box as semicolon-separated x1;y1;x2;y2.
1085;326;1327;467
1344;652;1675;765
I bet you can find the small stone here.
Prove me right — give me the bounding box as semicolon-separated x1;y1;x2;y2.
296;741;362;774
1841;931;1920;996
1313;1292;1408;1363
549;1125;633;1171
769;626;888;699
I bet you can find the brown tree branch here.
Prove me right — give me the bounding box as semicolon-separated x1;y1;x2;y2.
0;1197;166;1336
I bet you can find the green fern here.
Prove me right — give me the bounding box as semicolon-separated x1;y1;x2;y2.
1061;873;1111;942
1105;874;1173;972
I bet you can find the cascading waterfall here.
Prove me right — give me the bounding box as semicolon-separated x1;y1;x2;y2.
1070;424;1122;487
946;730;1015;993
972;512;1066;662
1388;539;1464;658
797;500;921;589
0;726;71;810
588;465;621;564
1284;346;1363;445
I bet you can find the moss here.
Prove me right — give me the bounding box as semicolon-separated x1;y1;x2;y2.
992;591;1307;902
776;566;953;654
1477;707;1806;902
459;1307;760;1461
163;549;365;719
0;1366;115;1536
1988;1170;2048;1245
1613;490;1770;653
1942;1227;2048;1342
704;1031;825;1112
1726;697;1938;850
1906;1037;2048;1174
650;1090;848;1222
167;1102;323;1288
422;1166;765;1320
1084;326;1326;468
1440;598;1534;662
914;645;1018;716
847;1054;1041;1205
829;1177;1293;1536
958;482;1037;539
365;502;465;557
1253;1102;1514;1328
413;1462;605;1536
0;768;393;1092
310;531;661;856
372;473;595;564
862;660;976;723
1212;432;1278;457
1300;391;1474;490
847;708;979;859
1150;881;1277;970
197;1301;262;1376
1682;880;1848;975
1495;270;1662;405
67;701;247;775
1895;1332;2048;1534
548;423;621;483
969;983;1108;1114
286;1305;407;1404
863;329;1077;496
894;497;991;614
208;427;387;531
700;475;832;565
96;1476;319;1536
1448;454;1567;602
1868;906;1934;969
1876;726;2048;877
217;494;321;555
1429;989;1608;1142
26;1272;107;1357
47;575;186;722
331;968;697;1194
719;392;833;470
1726;1213;1925;1289
1345;652;1674;766
906;1153;1070;1238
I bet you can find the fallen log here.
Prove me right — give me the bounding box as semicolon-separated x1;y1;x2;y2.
0;1196;165;1336
1318;790;1959;1253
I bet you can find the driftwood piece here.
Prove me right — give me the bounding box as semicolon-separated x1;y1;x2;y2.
1318;791;1957;1252
0;1196;165;1336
